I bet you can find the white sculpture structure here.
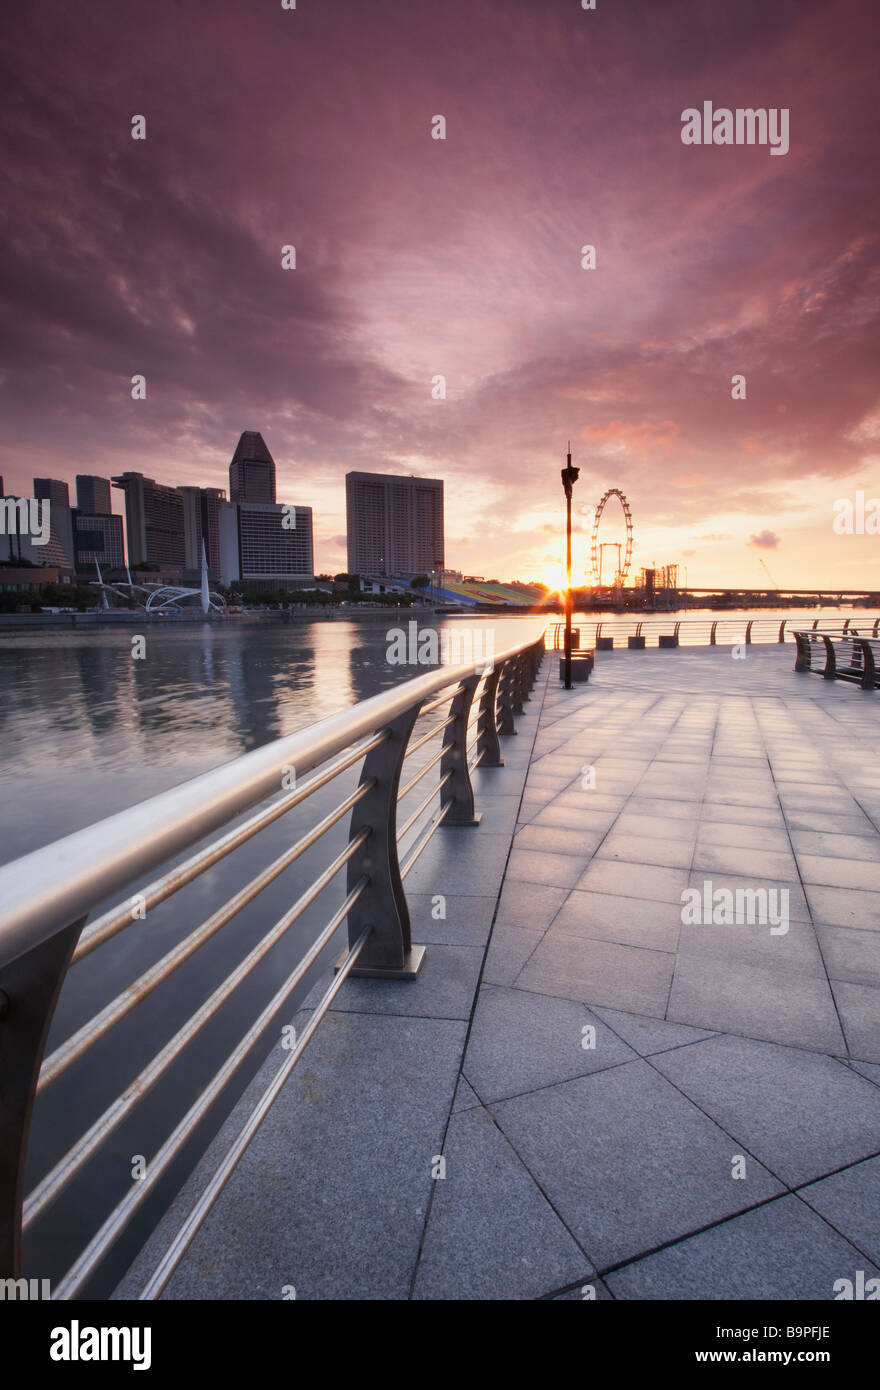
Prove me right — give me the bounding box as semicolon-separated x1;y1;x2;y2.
90;545;225;614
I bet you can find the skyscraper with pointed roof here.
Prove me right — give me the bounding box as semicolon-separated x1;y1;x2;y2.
229;431;276;505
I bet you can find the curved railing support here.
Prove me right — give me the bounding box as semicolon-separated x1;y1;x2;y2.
345;708;422;978
440;674;482;826
476;664;504;767
0;917;86;1276
497;664;516;735
857;639;877;691
510;653;526;714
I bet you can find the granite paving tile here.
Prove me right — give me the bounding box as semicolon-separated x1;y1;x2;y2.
491;1060;783;1270
652;1034;880;1185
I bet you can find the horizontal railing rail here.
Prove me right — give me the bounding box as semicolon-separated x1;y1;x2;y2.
0;632;545;1297
545;616;880;650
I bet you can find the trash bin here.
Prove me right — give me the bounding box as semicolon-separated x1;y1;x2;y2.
559;651;593;683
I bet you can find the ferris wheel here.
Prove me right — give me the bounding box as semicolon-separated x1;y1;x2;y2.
589;488;633;586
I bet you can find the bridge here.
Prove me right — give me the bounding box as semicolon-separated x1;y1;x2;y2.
678;587;880;601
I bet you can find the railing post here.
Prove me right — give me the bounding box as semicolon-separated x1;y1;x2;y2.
497;656;517;734
511;653;526;714
779;620;786;643
858;640;877;691
746;620;753;645
843;618;851;633
439;673;482;826
520;649;531;705
345;708;425;979
710;621;717;646
476;664;504;767
1;916;86;1277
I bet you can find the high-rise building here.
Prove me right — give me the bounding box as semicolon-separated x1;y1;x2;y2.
75;475;113;515
33;477;75;568
1;494;76;574
181;486;227;579
345;471;444;579
111;472;185;572
33;478;69;509
229;431;276;504
218;501;314;587
72;511;125;574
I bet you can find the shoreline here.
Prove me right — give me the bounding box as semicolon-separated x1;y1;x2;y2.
0;601;872;635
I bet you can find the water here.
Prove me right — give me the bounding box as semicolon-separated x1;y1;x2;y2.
0;606;869;1294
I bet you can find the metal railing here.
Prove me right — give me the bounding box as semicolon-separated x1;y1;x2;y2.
545;617;880;650
793;630;880;690
0;633;545;1298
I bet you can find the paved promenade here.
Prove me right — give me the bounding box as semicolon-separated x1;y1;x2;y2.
117;645;880;1300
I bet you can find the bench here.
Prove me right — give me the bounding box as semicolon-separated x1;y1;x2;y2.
793;631;880;691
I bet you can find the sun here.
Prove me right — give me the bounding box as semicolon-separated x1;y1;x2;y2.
540;563;567;594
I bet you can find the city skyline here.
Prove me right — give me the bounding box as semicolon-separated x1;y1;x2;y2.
1;0;878;589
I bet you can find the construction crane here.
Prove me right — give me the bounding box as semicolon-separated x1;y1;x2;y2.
758;557;779;590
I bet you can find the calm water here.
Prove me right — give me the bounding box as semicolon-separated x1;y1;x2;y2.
0;606;868;1294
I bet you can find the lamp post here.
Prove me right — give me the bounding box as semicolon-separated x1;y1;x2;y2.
560;442;580;689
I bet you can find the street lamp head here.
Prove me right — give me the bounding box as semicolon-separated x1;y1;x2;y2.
561;464;580;500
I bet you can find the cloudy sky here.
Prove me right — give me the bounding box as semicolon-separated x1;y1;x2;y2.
2;0;878;588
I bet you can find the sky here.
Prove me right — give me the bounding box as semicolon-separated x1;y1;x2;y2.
1;0;878;589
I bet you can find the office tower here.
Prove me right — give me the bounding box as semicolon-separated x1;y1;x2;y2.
229;431;276;505
33;477;75;568
218;501;314;587
181;486;227;579
345;471;444;579
33;477;69;509
111;472;185;571
1;494;75;572
75;475;113;515
72;511;125;574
